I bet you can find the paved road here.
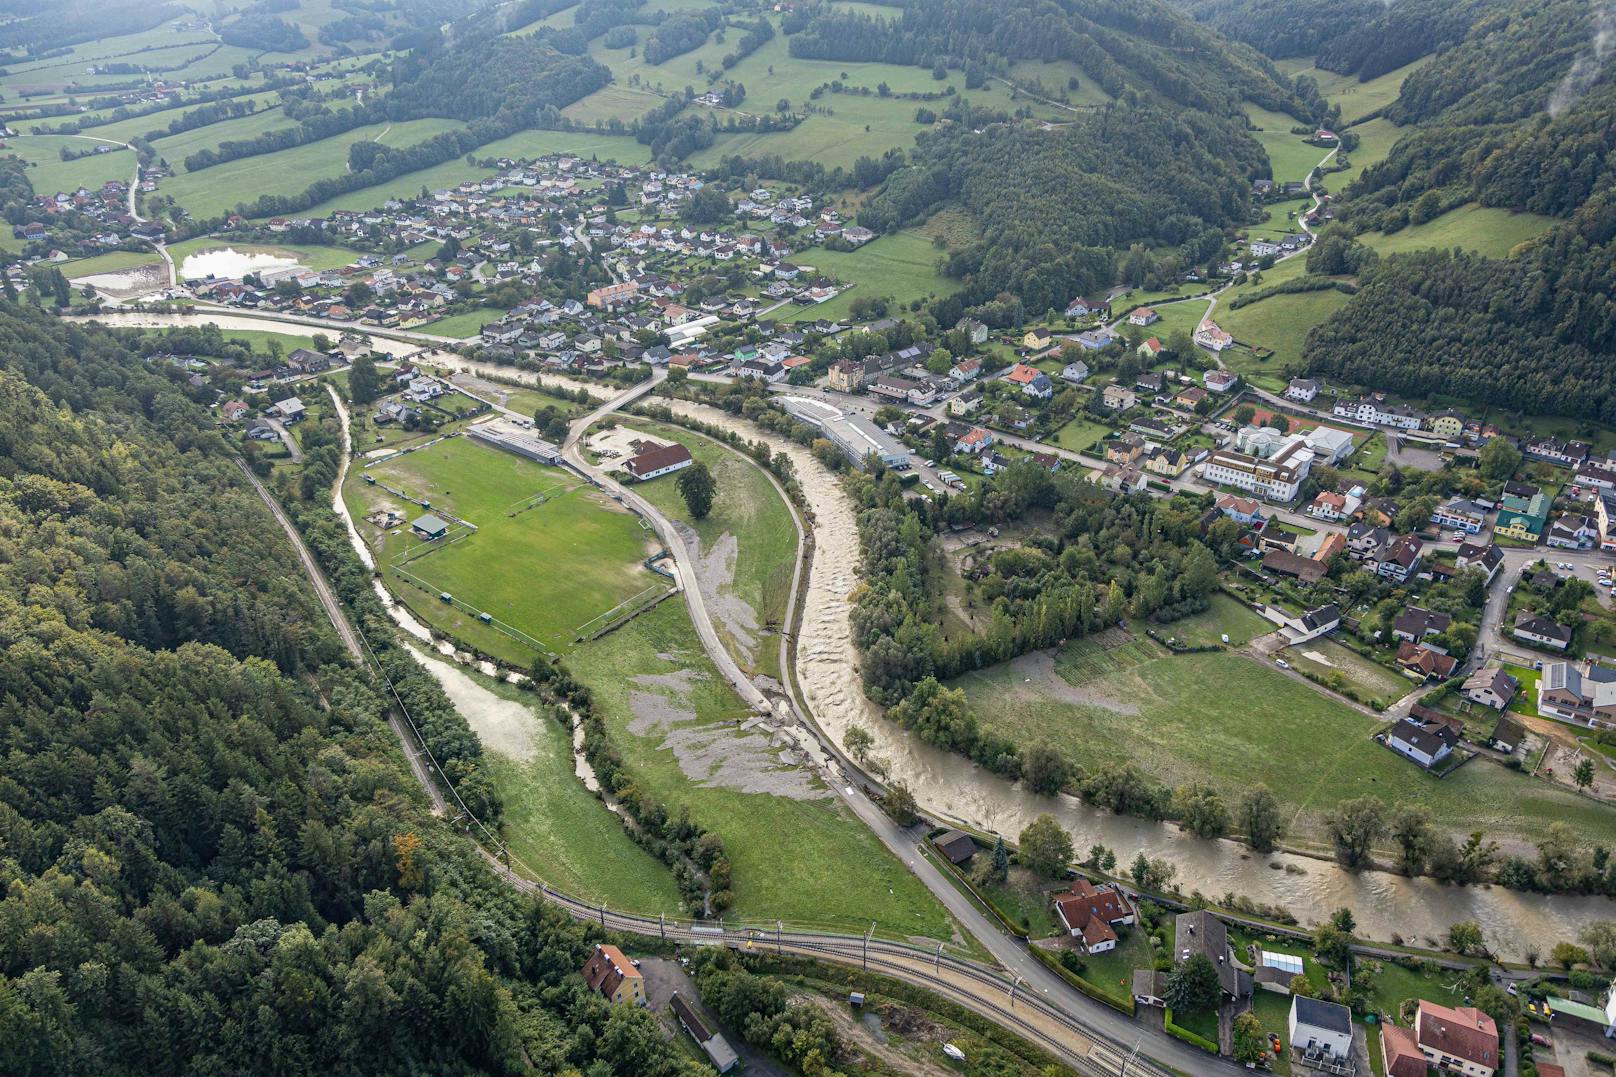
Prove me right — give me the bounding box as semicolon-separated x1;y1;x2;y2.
562;375;1271;1076
244;401;1204;1075
69;134;177;288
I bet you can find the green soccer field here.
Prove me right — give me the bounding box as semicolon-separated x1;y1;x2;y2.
352;436;661;655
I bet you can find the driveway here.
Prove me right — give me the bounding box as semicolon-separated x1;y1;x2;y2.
637;957;788;1076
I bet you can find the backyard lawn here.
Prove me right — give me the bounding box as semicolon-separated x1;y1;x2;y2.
958;634;1616;853
1151;593;1272;649
1279;638;1412;709
1052;417;1112;454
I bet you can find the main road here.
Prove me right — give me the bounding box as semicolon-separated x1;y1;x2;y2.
555;371;1260;1077
241;383;1208;1076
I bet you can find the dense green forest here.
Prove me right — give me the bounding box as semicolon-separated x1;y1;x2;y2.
1168;0;1381;60
787;0;1303;114
1295;0;1616;421
861;104;1258;310
0;308;706;1074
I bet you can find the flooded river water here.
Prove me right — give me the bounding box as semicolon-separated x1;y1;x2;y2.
105;308;1616;956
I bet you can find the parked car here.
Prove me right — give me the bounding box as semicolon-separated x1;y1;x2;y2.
1276;659;1290;670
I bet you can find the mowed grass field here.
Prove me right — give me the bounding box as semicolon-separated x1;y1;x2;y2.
1275;56;1430;125
624;421;798;680
782;231;961;320
420;308;509;338
10;136;134;193
957;632;1616;854
158;117;467;219
1244;103;1330;184
1219;286;1351;371
152;107;299;173
61;249;163;278
1360;203;1557;259
352;435;658;656
566;601;957;939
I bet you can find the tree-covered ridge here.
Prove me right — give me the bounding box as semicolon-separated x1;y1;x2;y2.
1288;0;1616;422
0;308;703;1075
1301;228;1616;425
862;102;1259;310
787;0;1305;116
1314;0;1501;80
385;34;611;127
1168;0;1382;61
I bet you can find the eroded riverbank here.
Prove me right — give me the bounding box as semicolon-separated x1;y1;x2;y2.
106;307;1616;955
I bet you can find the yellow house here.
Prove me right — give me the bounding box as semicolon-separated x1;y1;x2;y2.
1428;412;1464;439
582;944;645;1006
1022;327;1052;349
826;358;862;393
1146;447;1188;476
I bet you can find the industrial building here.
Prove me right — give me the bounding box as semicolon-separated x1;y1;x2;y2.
782;396;910;469
467;420;562;464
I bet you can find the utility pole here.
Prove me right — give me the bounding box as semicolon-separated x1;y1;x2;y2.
863;922;875;970
1119;1037;1141;1077
776;921;782;954
1009;975;1023;1009
659;913;665;941
599;904;606;927
935;941;944;973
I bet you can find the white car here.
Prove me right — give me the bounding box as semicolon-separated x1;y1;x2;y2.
1275;659;1290;670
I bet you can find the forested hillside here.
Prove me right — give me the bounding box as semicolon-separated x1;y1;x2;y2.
862;106;1259;310
1295;0;1616;421
0;308;705;1075
1169;0;1381;61
788;0;1302;113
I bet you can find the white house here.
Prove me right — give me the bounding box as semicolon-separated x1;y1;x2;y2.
1060;360;1090;384
1194;318;1234;353
1285;378;1319;403
1203;368;1238;393
1432;498;1488;535
1289;996;1354;1067
1385;718;1457;770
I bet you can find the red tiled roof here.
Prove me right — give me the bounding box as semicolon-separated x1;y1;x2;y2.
1380;1024;1425;1077
1417;1002;1497;1069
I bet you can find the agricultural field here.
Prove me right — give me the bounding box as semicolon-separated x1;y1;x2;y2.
780;231;961;321
1218;286;1353;373
565;601;958;939
621;421;799;681
347;435;662;659
155;117;468;219
957;631;1616;854
9;136;134;194
560;84;667;125
68;88;289;144
1327;115;1401;189
1359;204;1557;259
1275;56;1430;125
149;107;299;173
1243;103;1330;185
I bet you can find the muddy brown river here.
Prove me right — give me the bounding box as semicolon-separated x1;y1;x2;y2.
109;308;1616;956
